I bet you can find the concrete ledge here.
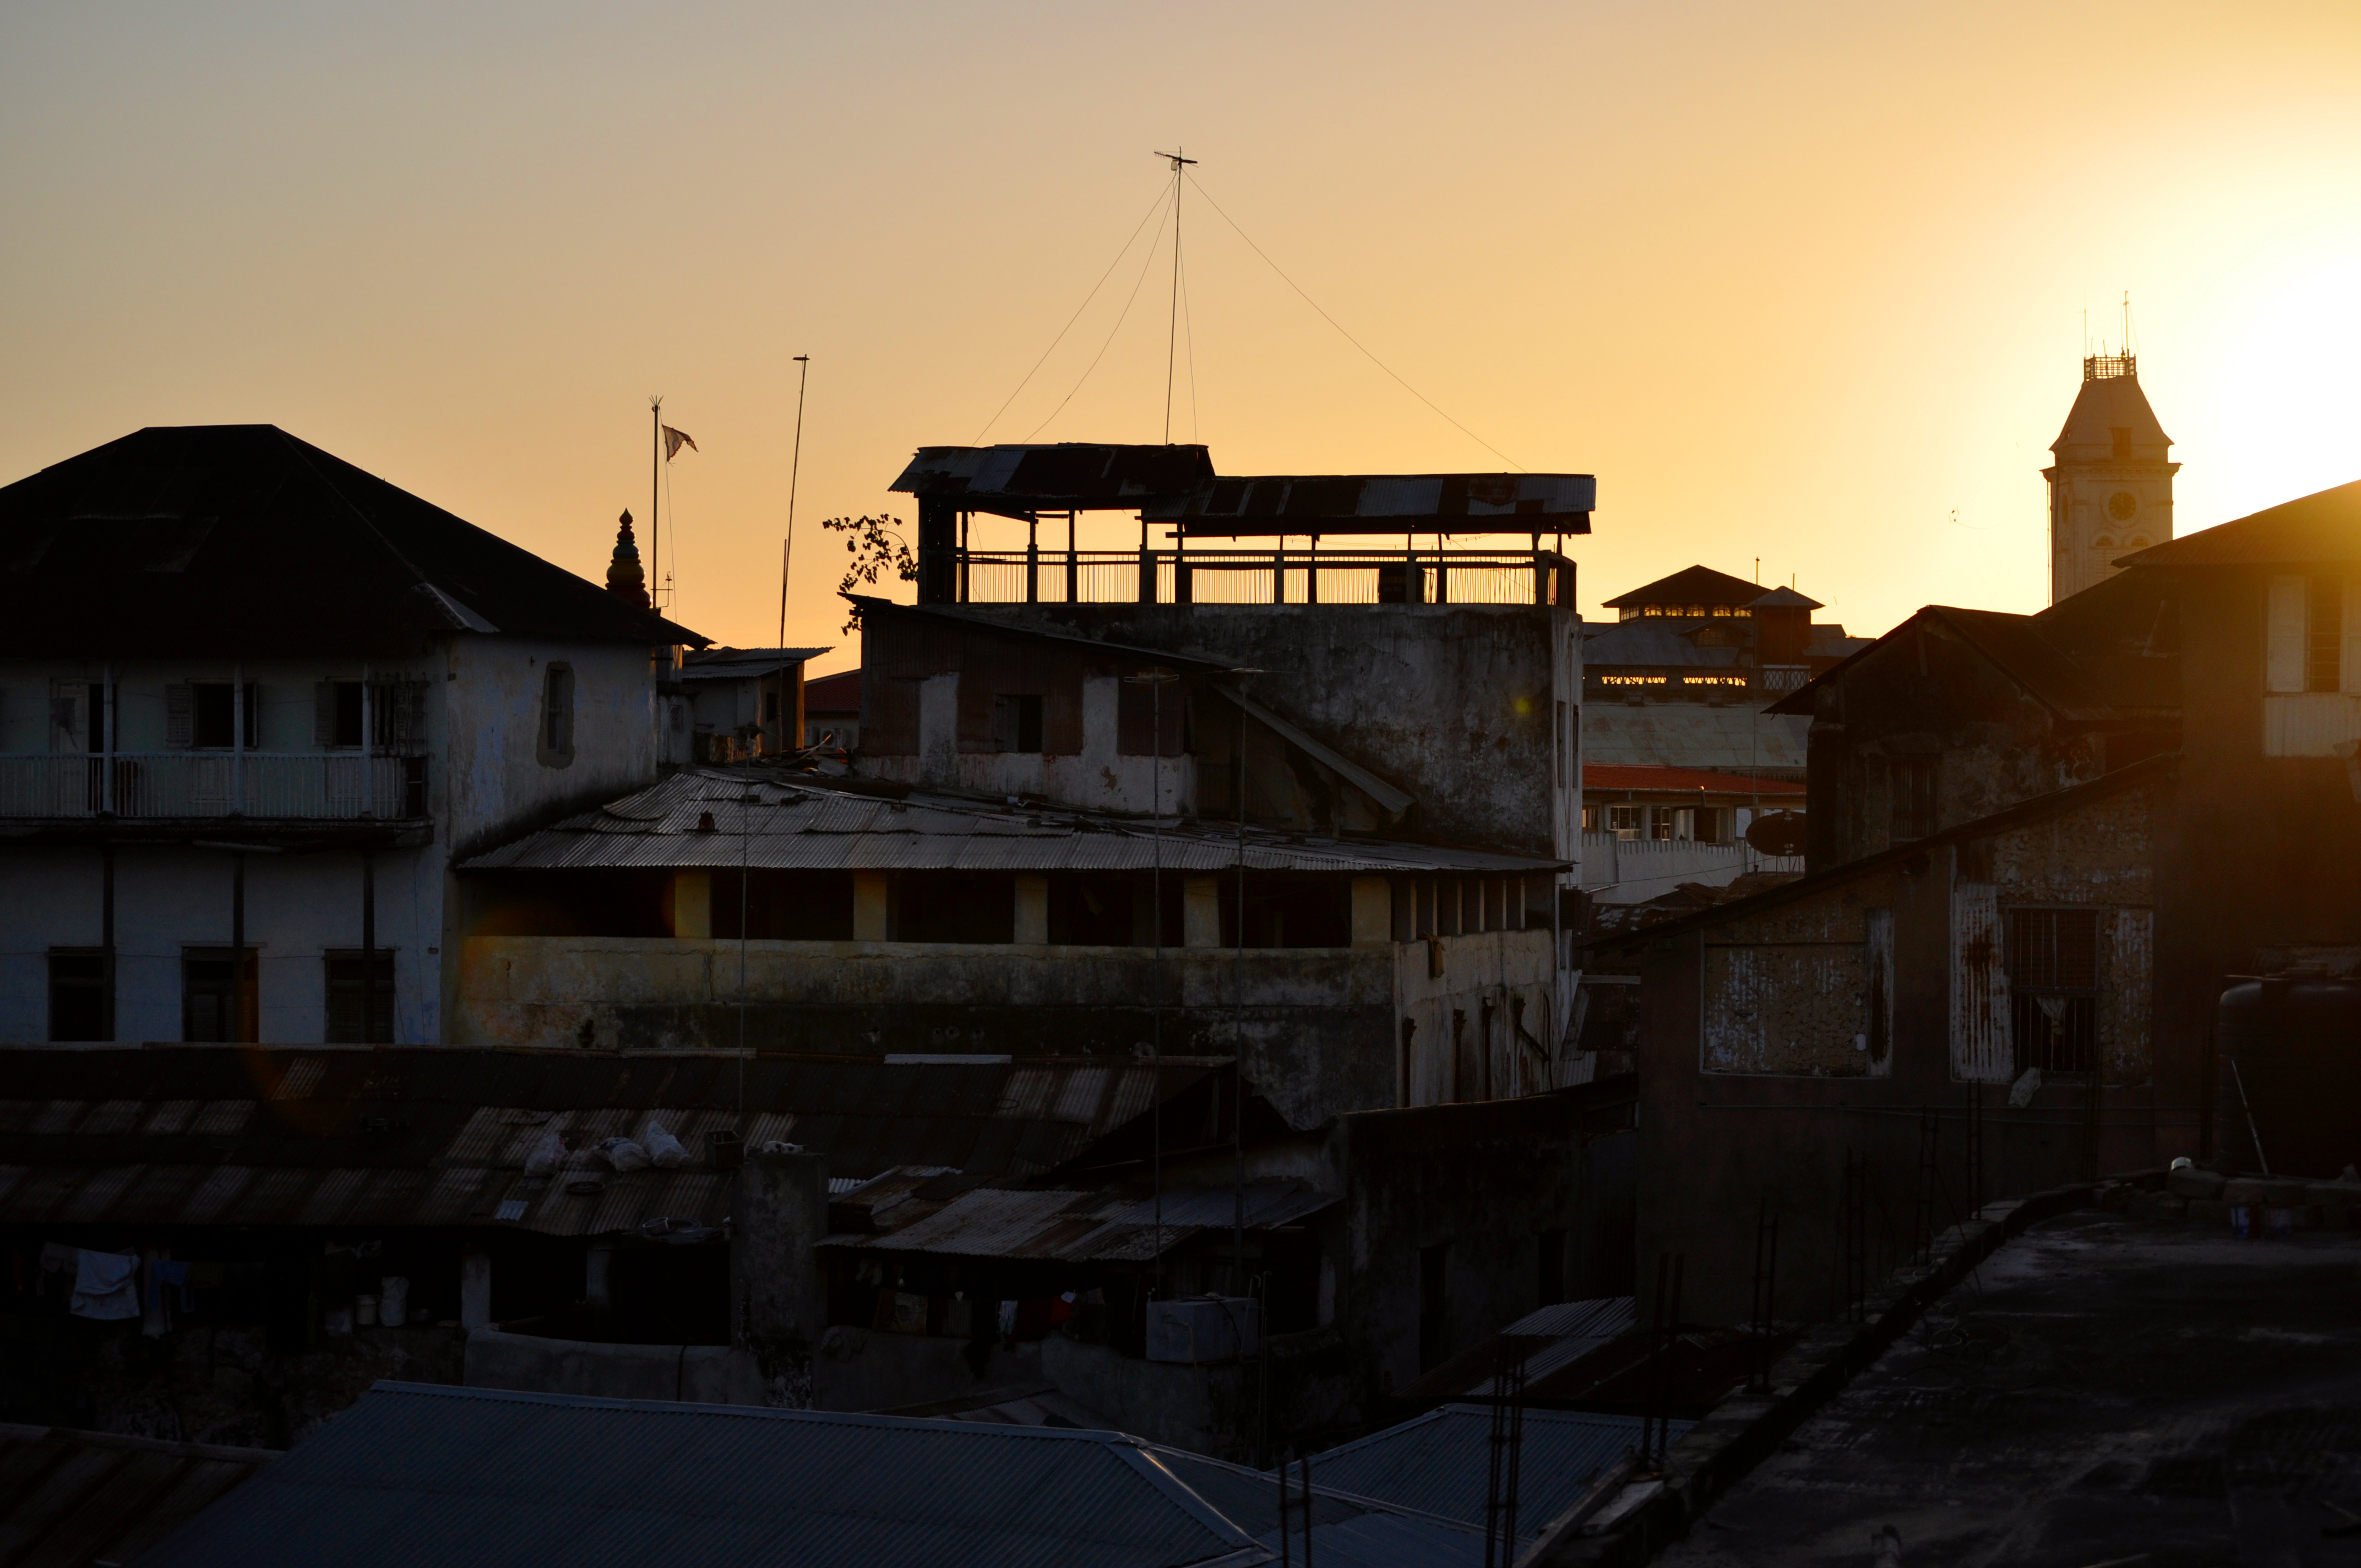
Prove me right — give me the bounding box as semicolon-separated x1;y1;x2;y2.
464;1328;766;1406
1520;1178;2106;1568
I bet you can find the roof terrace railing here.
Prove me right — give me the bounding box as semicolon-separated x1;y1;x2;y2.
945;547;1572;608
0;753;426;821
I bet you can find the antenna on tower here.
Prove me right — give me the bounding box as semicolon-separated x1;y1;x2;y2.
1155;148;1198;446
2122;291;2134;361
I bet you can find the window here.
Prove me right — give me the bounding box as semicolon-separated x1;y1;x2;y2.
2111;426;2134;461
992;694;1043;754
325;950;395;1043
1607;804;1644;841
2307;576;2344;693
182;948;257;1043
166;682;258;749
1891;756;1938;841
2006;908;2099;1075
538;663;575;766
317;681;428;750
48;949;108;1041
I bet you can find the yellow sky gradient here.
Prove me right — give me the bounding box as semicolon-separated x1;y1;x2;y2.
4;2;2359;673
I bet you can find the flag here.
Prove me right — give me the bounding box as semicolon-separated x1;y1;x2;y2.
663;426;698;460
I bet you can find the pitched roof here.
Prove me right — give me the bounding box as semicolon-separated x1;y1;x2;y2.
2118;477;2361;568
0;425;705;657
137;1382;1274;1568
1579;620;1745;669
1745;585;1822;611
1600;565;1766;611
1766;606;2121;723
1581;705;1809;774
2052;371;2173;460
679;646;829;679
805;669;861;712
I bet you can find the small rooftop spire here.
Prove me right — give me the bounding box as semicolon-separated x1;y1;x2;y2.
606;509;649;608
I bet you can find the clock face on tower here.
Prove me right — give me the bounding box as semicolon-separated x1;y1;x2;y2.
2107;491;2139;522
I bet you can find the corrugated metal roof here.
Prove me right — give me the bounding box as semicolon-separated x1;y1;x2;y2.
137;1382;1272;1568
1150;1449;1490;1568
823;1182;1337;1263
1398;1297;1637;1404
0;1422;276;1568
1154;473;1595;535
1297;1406;1683;1534
460;768;1560;876
1582;704;1810;774
679;646;830;679
0;1047;1222;1234
889;444;1217;515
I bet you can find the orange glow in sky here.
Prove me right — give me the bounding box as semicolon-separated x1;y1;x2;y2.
5;2;2360;670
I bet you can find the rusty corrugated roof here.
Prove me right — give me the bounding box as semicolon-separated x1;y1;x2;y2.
0;1423;277;1568
460;769;1559;875
0;1046;1222;1235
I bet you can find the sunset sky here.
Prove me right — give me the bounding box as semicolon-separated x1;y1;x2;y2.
4;2;2359;673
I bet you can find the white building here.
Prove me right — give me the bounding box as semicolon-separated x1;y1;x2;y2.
2044;353;2179;605
0;424;703;1044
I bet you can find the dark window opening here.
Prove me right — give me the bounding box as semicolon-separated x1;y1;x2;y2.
331;683;364;748
763;691;781;722
464;869;678;938
2307;575;2343;693
1537;1228;1567;1309
325;950;395;1044
891;873;1016;944
1890;755;1938;842
191;682;259;749
2111;426;2134;461
1117;678;1188;757
711;870;856;941
183;948;258;1043
1042;873;1185;948
1418;1241;1450;1373
2007;907;2100;1075
542;665;576;757
48;949;108;1042
1214;873;1352;949
993;694;1044;754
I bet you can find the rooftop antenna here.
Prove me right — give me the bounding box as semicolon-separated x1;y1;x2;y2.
1155;149;1198;445
2122;291;2134;364
649;396;663;611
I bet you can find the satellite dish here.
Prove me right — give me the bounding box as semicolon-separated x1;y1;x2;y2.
1745;810;1808;858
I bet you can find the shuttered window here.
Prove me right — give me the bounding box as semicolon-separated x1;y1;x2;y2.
315;681;427;750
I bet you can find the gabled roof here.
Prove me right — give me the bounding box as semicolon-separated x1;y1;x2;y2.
805;668;861;712
1766;606;2120;723
137;1382;1275;1568
1601;565;1767;611
2118;477;2361;568
1745;585;1822;611
0;425;705;657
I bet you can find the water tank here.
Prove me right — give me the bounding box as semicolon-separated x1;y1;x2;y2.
2215;977;2361;1177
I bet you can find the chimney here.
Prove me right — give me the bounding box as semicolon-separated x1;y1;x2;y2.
606;510;650;608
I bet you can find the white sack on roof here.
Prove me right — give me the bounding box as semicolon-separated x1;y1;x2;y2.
524;1131;565;1177
641;1120;688;1168
599;1136;651;1173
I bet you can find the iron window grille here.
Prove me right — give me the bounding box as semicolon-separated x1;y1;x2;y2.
2006;907;2100;1075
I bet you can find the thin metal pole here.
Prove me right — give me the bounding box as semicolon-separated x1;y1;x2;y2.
775;357;809;754
231;852;246;1043
651;396;663;613
361;851;376;1042
100;663;114;814
360;663;373;818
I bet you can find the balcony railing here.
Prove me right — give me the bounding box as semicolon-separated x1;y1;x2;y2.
0;753;427;820
940;548;1571;608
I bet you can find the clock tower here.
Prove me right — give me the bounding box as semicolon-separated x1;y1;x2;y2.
2043;352;2179;604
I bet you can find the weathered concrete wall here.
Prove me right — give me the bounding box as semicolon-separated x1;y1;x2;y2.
455;934;1399;1126
965;603;1579;860
444;636;663;859
1392;929;1558;1105
1802;617;2108;872
1329;1084;1636;1404
808;1326;1045;1414
0;841;441;1043
1631;771;2170;1327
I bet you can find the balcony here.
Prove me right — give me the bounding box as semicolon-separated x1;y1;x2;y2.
939;547;1571;608
0;753;427;821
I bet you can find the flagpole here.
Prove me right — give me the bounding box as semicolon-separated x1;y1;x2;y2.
775;355;810;755
649;395;663;613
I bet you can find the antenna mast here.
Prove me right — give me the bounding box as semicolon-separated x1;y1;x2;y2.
649;395;663;611
775;355;811;755
1155;149;1197;445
